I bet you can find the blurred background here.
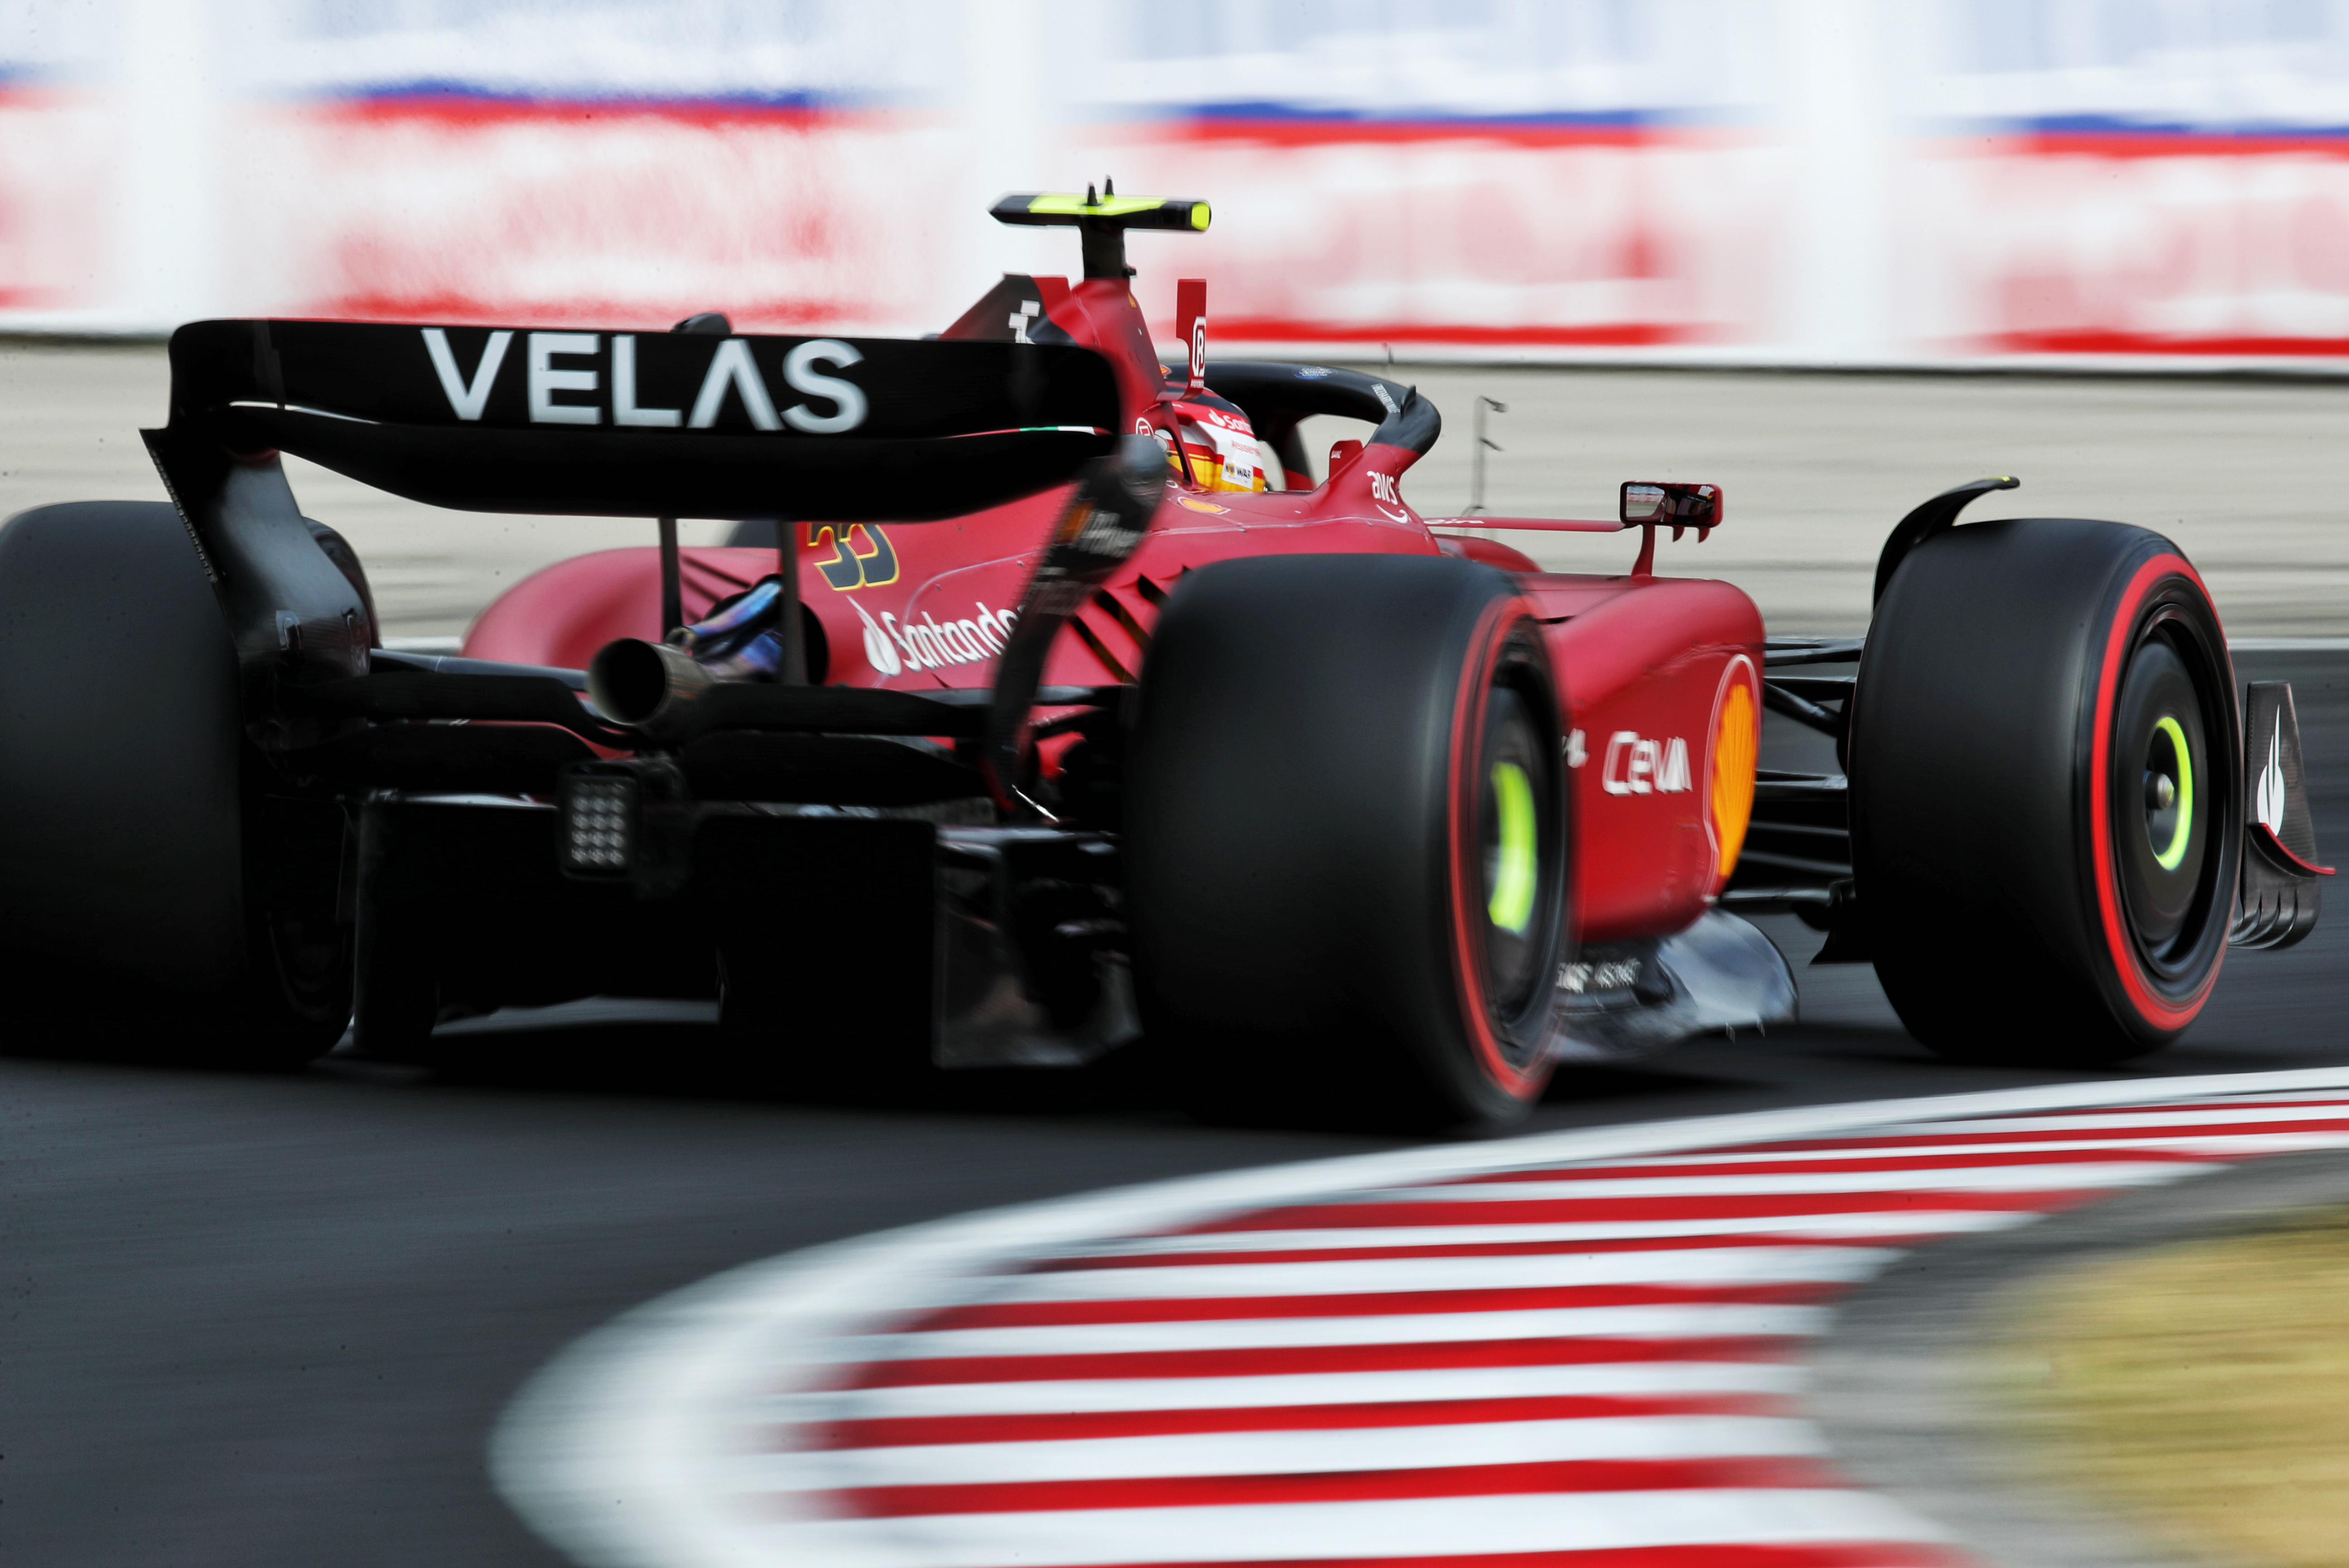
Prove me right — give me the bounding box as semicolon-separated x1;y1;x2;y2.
7;0;2349;637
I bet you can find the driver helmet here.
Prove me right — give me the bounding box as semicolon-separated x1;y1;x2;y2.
1156;381;1267;492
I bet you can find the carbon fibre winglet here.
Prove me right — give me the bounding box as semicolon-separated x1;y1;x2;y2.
2233;680;2330;950
1871;475;2019;608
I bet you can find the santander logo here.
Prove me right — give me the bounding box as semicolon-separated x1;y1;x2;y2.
849;598;1018;676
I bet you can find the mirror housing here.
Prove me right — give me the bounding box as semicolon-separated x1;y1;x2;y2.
1621;482;1722;533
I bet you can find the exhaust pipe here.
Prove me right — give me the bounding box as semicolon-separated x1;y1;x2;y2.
587;637;714;737
587;573;799;738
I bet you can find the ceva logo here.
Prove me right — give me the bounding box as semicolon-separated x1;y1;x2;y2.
1601;731;1693;796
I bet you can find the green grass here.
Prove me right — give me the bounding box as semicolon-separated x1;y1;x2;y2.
1982;1204;2349;1568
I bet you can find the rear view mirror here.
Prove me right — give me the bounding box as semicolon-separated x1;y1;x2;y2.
1621;482;1722;529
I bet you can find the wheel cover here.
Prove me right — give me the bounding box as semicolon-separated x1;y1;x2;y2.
1474;683;1561;1030
2148;714;2195;871
1486;760;1539;935
2108;613;2222;973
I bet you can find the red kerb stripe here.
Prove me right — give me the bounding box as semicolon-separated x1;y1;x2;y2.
1444;1147;2223;1182
907;1282;1834;1331
840;1335;1797;1389
1179;1190;2101;1233
1031;1234;1948;1272
959;1544;1966;1568
1679;1116;2349;1156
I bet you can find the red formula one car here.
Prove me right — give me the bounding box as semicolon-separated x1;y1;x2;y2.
0;191;2326;1127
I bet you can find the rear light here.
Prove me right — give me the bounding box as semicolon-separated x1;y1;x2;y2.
560;767;638;877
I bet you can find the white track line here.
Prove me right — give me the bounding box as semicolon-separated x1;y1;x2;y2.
1061;1210;2044;1251
751;1488;1948;1568
767;1358;1816;1421
494;1066;2349;1568
906;1245;1902;1303
1571;1131;2349;1166
828;1303;1833;1360
766;1413;1828;1489
1342;1162;2199;1196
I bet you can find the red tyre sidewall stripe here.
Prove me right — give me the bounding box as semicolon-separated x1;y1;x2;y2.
2088;552;2224;1031
1446;597;1553;1101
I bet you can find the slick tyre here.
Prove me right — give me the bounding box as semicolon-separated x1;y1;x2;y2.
1851;517;2239;1065
0;502;355;1067
1128;554;1569;1130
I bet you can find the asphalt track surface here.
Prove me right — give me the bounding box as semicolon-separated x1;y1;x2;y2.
3;645;2345;1568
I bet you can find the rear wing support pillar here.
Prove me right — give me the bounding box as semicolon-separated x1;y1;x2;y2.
141;423;371;743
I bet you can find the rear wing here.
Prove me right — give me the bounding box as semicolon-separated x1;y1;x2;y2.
140;319;1120;712
150;319;1119;521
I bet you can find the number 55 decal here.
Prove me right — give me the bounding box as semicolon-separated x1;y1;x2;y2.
806;522;899;590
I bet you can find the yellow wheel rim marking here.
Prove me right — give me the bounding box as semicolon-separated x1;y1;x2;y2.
1488;761;1539;935
2152;714;2195;872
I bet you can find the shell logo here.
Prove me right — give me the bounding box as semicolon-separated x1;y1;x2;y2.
1709;657;1760;880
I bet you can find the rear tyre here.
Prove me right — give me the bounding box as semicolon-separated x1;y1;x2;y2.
1851;517;2239;1065
1128;554;1569;1130
0;502;354;1067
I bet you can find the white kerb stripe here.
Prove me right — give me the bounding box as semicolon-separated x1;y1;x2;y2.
1061;1209;2037;1253
768;1414;1825;1489
834;1303;1831;1361
1784;1105;2349;1138
761;1487;1947;1568
941;1246;1898;1303
1577;1131;2349;1167
771;1360;1813;1422
1353;1161;2200;1198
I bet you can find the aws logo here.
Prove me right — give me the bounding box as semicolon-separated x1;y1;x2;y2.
1600;731;1693;796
